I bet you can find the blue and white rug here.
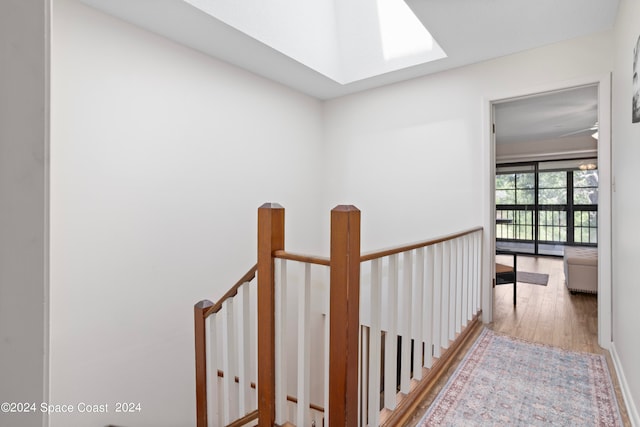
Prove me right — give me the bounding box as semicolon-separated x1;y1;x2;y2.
419;329;622;426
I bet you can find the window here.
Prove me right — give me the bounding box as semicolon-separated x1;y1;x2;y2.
496;173;534;205
574;211;598;244
538;210;567;243
573;169;598;244
538;172;566;204
573;170;598;205
496;159;598;256
495;165;535;248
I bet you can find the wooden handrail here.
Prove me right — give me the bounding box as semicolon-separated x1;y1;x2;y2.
274;228;483;266
360;226;483;262
203;264;258;318
274;250;330;266
227;409;259;427
272;228;484;267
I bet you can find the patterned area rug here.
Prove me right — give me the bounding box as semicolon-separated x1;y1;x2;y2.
418;329;622;426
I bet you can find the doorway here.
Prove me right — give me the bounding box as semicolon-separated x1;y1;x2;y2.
483;77;612;349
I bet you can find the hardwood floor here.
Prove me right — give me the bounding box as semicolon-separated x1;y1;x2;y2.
493;254;598;352
405;255;631;426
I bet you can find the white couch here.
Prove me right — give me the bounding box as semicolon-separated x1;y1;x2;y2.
563;246;598;294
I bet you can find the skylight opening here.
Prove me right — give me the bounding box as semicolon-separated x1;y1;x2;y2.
183;0;447;85
376;0;437;61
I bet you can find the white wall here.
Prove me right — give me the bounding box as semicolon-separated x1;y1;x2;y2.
50;1;324;426
611;0;640;422
0;1;49;427
322;31;613;253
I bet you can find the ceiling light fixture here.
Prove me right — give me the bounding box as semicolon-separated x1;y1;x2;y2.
579;163;597;170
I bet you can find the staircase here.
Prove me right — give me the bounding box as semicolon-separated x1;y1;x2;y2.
194;203;483;426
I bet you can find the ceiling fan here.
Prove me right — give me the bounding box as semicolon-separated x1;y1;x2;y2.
559;121;599;139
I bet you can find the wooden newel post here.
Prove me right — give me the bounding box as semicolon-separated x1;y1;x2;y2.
194;299;214;427
329;205;361;427
257;203;285;427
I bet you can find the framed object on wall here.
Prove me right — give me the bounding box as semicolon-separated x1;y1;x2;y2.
633;34;640;123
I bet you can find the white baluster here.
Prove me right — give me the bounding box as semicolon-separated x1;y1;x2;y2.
476;231;483;312
221;299;237;424
251;279;258;408
468;235;474;321
368;259;382;426
423;246;434;368
384;254;399;409
461;236;468;327
400;251;413;393
206;314;219;427
359;325;368;427
449;239;457;341
456;237;463;333
432;244;442;358
275;259;287;424
441;241;450;350
471;233;477;315
297;263;311;427
465;235;471;322
237;282;252;415
412;248;424;381
324;266;330;425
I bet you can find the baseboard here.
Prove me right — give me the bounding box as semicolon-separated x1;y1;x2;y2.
611;342;640;426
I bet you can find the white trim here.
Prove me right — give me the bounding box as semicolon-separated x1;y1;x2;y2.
611;342;640;426
43;0;51;425
496;148;598;163
481;98;495;323
482;74;613;348
596;74;612;349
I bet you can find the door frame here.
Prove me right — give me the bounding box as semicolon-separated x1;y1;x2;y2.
481;74;612;349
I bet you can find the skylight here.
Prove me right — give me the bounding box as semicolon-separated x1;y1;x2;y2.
181;0;447;84
377;0;437;61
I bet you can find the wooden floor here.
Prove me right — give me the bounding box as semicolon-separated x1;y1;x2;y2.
405;255;631;426
493;254;599;352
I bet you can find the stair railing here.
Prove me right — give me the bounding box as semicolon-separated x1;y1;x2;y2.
358;226;483;426
195;203;483;427
195;264;258;427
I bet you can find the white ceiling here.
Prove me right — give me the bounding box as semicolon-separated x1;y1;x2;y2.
495;85;599;145
79;0;619;100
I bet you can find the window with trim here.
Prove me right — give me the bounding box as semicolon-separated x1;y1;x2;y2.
573;168;598;244
496;159;598;256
